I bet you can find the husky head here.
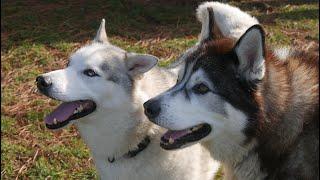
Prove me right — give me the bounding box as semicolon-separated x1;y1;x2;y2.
37;19;158;130
144;8;265;151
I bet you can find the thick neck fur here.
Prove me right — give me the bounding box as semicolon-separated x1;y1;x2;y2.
254;50;319;178
205;131;266;180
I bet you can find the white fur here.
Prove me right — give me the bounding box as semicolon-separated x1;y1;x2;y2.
196;2;259;41
273;46;293;62
40;25;219;179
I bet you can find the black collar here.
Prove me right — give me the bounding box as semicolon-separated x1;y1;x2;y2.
108;136;151;163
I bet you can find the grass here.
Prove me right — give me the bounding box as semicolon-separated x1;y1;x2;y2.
1;0;318;179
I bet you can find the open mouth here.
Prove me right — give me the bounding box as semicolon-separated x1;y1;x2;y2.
160;123;211;150
45;100;96;130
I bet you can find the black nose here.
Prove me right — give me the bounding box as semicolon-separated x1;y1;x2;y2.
36;76;52;91
144;99;161;119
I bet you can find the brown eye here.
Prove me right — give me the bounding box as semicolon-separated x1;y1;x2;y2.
83;69;99;77
192;83;210;95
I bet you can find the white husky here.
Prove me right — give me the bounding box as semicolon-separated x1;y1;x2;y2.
36;19;219;179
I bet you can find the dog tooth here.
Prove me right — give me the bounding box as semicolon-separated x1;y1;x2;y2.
192;126;201;131
53;118;58;124
78;105;84;112
169;137;174;144
161;140;168;144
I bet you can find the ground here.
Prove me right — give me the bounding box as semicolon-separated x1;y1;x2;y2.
1;0;318;179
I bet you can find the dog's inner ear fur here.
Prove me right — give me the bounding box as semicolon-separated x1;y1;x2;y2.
125;53;158;77
235;25;265;81
94;19;109;43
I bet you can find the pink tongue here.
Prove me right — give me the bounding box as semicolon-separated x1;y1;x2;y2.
45;102;80;125
163;129;190;140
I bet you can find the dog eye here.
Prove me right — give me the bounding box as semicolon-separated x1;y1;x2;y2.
83;69;99;77
192;83;210;95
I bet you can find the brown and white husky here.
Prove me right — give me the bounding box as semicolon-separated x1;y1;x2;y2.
144;2;319;180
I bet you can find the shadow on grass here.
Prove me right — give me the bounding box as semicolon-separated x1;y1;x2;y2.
1;0;319;51
1;0;203;51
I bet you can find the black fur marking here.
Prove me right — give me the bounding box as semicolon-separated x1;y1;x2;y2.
184;88;190;100
169;48;203;97
169;59;192;96
207;7;215;40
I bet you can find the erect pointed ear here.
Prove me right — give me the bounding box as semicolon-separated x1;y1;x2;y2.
125;53;158;77
197;7;221;41
235;25;266;81
94;19;109;43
